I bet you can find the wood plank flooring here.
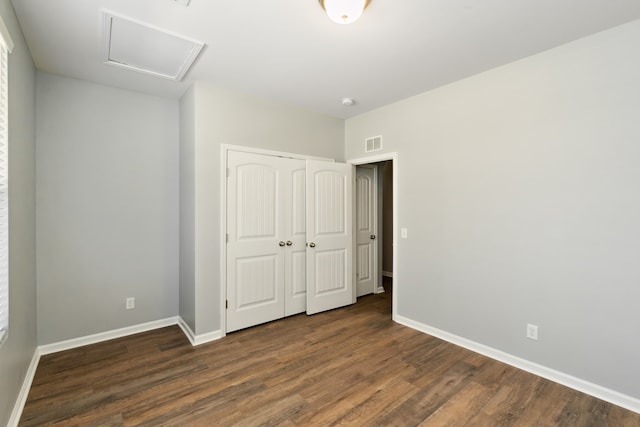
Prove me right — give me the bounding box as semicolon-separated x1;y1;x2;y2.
20;285;640;426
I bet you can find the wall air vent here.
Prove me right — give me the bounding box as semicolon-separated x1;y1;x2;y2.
102;11;204;81
365;136;382;152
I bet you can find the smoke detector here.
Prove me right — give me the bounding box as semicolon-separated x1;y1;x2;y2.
341;98;356;106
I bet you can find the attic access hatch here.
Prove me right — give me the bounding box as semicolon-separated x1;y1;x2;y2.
102;11;204;81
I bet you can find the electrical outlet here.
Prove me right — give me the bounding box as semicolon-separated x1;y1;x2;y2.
126;297;135;310
526;323;538;341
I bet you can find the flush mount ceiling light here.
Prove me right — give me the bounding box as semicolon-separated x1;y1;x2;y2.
319;0;371;25
102;11;204;81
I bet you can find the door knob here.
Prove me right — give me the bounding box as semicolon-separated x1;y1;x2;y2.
370;235;376;240
286;241;293;246
279;241;286;247
309;242;316;248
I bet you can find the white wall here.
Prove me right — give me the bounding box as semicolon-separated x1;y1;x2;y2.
346;20;640;400
36;73;179;345
0;1;37;424
180;82;344;335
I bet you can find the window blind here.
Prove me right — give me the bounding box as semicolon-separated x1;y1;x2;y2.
0;15;13;348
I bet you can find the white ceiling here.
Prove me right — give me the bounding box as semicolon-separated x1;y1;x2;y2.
11;0;640;119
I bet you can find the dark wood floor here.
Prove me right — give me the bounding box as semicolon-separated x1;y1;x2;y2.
21;283;640;426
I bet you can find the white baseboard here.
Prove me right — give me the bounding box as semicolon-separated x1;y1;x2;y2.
7;347;41;427
37;316;223;354
395;315;640;415
382;270;393;278
178;317;223;346
375;286;385;294
38;317;179;355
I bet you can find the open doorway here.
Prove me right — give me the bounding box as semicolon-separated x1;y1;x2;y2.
350;153;397;320
379;160;393;296
355;161;393;298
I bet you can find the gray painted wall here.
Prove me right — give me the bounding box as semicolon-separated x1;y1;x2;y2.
179;85;196;332
0;1;37;424
345;20;640;399
180;82;344;335
36;73;180;345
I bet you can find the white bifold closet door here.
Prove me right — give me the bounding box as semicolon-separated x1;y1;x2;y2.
226;151;306;332
226;151;353;332
305;160;354;315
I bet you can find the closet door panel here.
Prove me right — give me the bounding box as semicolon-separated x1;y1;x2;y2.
306;160;354;315
284;165;307;316
227;151;287;332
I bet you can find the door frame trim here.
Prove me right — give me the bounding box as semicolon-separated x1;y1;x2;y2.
348;152;398;321
220;144;334;335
